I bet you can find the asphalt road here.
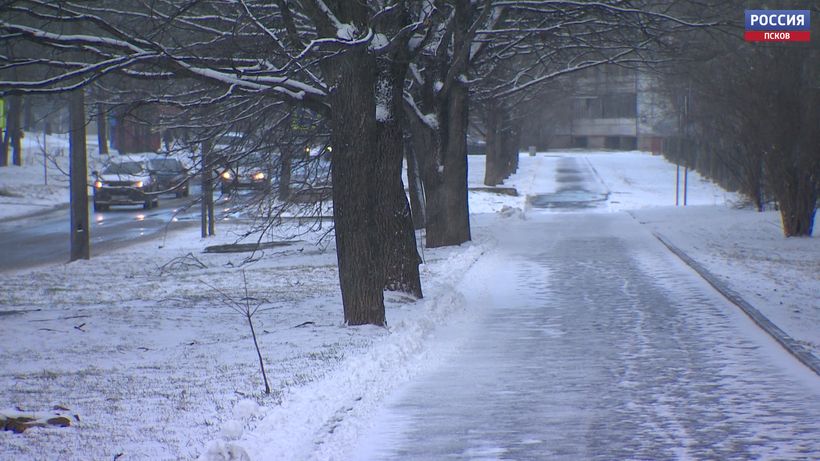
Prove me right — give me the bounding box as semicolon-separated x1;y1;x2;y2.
0;191;203;272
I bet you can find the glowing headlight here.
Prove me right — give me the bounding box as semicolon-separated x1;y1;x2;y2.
221;171;233;180
252;172;266;181
134;180;144;188
94;180;103;189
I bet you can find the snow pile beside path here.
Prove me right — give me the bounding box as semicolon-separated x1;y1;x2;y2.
201;242;488;460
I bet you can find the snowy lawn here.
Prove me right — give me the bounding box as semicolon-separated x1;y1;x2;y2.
1;147;817;460
632;206;820;357
0;220;486;460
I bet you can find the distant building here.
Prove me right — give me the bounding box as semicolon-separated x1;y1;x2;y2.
523;65;676;153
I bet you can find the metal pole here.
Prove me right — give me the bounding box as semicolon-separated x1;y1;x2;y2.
43;126;48;186
683;165;688;206
675;163;680;206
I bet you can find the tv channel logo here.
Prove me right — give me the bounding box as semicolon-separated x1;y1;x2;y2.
745;10;811;42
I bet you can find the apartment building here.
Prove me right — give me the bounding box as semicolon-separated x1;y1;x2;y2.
524;65;677;152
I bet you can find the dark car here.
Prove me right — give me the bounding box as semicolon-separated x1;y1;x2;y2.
147;157;189;197
92;158;159;211
218;152;276;194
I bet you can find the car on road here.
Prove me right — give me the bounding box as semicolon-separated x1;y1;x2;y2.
92;157;159;211
218;152;275;194
146;157;190;197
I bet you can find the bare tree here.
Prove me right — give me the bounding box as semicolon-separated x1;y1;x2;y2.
0;0;718;324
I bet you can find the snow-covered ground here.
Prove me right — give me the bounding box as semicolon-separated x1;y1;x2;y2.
0;133;78;221
1;142;817;460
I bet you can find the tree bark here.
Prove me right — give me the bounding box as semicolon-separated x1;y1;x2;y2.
23;96;34;131
97;103;109;155
373;25;423;298
376;118;423;298
201;140;215;237
376;83;421;296
776;168;816;236
411;0;473;249
405;140;426;230
502;111;521;178
328;45;385;326
1;124;8;167
8;95;23;166
425;79;471;248
484;99;503;186
278;148;292;201
766;53;818;237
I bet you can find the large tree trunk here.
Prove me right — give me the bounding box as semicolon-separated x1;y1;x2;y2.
8;95;23;166
425;80;471;248
97;103;109;155
416;0;473;248
503;112;521;177
776;169;816;237
375;53;423;298
773;132;818;237
23;96;34;131
767;53;819;237
483;99;504;186
328;45;385;326
1;123;8;167
405;140;426;230
376;119;423;298
485;101;520;186
278;148;292;201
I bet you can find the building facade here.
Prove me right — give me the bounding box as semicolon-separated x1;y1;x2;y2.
523;65;677;153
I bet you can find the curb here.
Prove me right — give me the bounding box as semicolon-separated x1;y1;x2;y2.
653;232;820;377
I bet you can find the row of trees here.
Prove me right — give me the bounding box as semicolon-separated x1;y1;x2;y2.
659;2;819;237
1;1;710;325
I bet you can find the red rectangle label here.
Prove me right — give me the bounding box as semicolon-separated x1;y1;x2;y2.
744;31;811;42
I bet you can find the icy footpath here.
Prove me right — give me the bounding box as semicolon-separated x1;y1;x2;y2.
199;238;491;461
349;212;820;460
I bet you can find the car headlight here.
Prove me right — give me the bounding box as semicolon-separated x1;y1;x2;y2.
134;180;144;188
94;180;103;189
252;172;266;181
221;171;233;180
